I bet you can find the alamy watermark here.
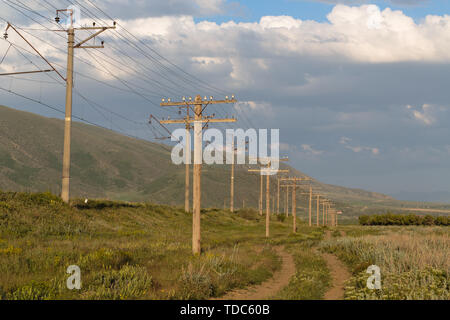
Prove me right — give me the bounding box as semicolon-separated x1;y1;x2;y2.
66;265;81;290
170;128;282;175
366;265;381;290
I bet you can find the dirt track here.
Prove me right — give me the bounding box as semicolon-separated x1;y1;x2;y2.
213;246;295;300
321;231;351;300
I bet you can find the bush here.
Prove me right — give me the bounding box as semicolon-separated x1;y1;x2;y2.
359;213;449;226
236;208;260;221
84;265;153;299
276;214;286;222
6;279;61;300
71;199;140;210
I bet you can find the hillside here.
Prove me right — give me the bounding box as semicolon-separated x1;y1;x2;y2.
0;105;394;211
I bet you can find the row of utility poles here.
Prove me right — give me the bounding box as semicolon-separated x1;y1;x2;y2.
1;11;343;257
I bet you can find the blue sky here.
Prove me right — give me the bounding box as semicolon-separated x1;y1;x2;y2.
199;0;450;24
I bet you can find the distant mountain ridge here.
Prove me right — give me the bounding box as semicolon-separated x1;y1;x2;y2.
0;105;393;208
391;191;450;204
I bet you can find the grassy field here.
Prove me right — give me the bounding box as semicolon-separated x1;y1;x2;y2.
320;225;449;300
1;190;448;300
0;191;326;300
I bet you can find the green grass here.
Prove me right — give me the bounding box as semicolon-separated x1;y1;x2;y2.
319;225;450;300
1;190;448;300
273;240;331;300
0;191;311;300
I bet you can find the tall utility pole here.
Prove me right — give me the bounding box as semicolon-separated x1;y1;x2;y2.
61;21;74;204
281;183;299;233
336;211;342;226
276;173;288;215
277;177;280;214
316;194;320;226
161;95;237;254
329;207;338;227
327;202;330;226
300;190;322;227
285;185;289;216
230;140;248;213
328;206;334;226
230;138;235;213
183;107;192;213
308;185;312;226
259;174;263;215
249;159;288;238
58;9;115;203
1;16;114;203
280;177;310;233
281;185;290;217
321;199;330;226
292;184;298;233
322;200;326;226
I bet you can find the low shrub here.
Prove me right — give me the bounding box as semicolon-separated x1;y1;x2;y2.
71;199;141;210
84;265;153;300
359;213;449;226
6;279;62;300
235;208;260;221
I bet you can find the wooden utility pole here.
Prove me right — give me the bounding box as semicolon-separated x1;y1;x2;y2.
161;95;237;255
301;190;323;227
336;211;342;226
280;177;310;233
316;194;320;226
1;16;115;204
277;178;280;214
230;140;248;213
322;200;325;226
280;183;299;233
249;163;288;237
326;203;330;226
59;11;115;203
292;185;297;232
321;199;330;226
259;174;263;216
286;186;289;216
230;138;235;213
329;207;338;227
308;185;312;226
185;119;191;213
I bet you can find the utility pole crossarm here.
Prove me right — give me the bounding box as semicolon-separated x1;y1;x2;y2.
248;169;289;173
280;177;312;181
74;26;116;48
2;23;65;81
161;98;237;107
0;70;53;76
160;118;236;124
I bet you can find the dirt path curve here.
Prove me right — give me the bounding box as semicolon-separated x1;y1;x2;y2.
321;230;351;300
212;246;295;300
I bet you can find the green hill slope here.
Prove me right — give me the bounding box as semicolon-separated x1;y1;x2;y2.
0;105;393;210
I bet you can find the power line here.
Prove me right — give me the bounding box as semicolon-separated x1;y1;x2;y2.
0;83;145;140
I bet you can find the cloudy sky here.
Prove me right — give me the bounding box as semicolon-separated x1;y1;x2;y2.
1;0;450;201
